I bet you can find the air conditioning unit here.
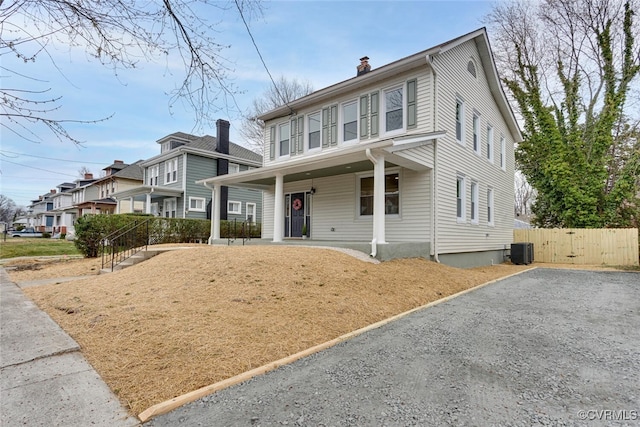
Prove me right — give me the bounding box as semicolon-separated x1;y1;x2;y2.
511;242;534;265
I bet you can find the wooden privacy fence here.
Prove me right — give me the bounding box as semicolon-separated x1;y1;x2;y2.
513;228;639;266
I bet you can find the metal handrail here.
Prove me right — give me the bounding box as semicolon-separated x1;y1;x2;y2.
101;219;151;271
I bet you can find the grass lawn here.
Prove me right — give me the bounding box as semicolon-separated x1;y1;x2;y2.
0;238;81;259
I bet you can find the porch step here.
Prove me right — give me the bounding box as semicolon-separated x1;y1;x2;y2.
100;247;195;274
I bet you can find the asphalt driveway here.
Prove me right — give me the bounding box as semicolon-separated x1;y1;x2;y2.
148;268;639;426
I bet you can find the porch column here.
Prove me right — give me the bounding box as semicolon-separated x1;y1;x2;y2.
129;197;134;214
116;199;121;214
145;193;152;214
273;173;284;242
372;151;387;244
210;184;221;243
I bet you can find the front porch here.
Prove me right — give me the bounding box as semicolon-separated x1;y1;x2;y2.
208;238;431;261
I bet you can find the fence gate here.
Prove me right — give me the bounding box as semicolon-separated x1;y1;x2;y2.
513;228;639;266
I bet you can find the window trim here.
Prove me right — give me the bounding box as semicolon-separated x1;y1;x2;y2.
246;202;256;224
163;197;177;218
341;99;359;144
470;180;479;225
382;84;404;136
500;135;506;170
165;158;178;184
228;200;242;215
472;112;481;155
188;197;206;212
307;110;322;151
228;163;240;174
456;97;465;145
148;164;159;186
456;175;466;223
356;168;401;218
487;188;495;226
278;122;291;159
486;125;494;163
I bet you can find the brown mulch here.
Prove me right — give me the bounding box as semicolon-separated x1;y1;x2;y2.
17;246;531;416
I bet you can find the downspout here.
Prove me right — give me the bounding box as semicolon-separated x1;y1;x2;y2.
426;53;440;263
365;148;377;258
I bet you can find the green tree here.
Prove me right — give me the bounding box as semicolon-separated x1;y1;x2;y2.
486;0;640;228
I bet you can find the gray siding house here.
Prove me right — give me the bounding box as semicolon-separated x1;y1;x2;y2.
197;29;521;267
113;120;263;224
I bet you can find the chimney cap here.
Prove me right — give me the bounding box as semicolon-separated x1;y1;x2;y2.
360;56;369;62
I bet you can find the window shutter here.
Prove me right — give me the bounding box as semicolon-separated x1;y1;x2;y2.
322;107;329;148
269;126;276;160
407;79;417;129
290;118;298;156
360;95;369;139
370;91;379;137
297;116;304;153
330;104;337;146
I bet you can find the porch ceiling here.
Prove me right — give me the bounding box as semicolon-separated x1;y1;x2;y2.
112;186;183;199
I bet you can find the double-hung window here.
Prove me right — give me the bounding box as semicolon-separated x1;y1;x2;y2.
487;188;494;226
189;197;206;212
228;201;241;215
456;99;465;144
456;175;466;222
165;158;178;184
342;101;358;142
148;165;159;186
470;181;479;224
384;86;403;133
229;163;240;174
279;122;290;157
500;136;506;170
486;125;494;163
359;172;400;216
472;113;480;154
308;112;321;150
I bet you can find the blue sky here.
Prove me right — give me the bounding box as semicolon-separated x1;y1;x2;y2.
1;0;495;208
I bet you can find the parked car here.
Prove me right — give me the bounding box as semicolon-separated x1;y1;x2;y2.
10;228;44;238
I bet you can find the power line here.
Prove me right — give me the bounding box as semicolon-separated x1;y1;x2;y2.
234;0;294;114
0;150;105;165
0;159;78;178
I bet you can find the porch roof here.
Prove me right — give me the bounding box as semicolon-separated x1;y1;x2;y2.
197;131;443;190
111;185;183;200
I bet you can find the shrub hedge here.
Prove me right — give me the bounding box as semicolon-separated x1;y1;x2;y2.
74;214;261;258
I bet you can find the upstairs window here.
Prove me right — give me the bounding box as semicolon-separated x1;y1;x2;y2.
384;86;403;133
279;122;290;157
486;125;494;163
500;136;506;170
467;60;477;78
165;158;178;184
148;165;159;186
342;101;358;142
456;98;465;144
229;163;240;174
472;113;480;154
308;111;321;150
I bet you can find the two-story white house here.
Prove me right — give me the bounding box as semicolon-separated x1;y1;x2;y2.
198;28;522;267
49;182;76;236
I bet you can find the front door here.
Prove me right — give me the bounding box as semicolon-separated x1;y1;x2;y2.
290;193;305;237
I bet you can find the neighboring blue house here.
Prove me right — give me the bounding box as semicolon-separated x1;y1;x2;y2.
113;120;263;225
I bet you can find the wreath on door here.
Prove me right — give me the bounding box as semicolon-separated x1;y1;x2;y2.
292;198;302;211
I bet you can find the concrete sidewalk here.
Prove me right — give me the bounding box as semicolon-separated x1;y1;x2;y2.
1;268;139;427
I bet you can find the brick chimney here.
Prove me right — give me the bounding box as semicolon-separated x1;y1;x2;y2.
50;189;56;194
357;56;371;76
216;119;230;221
84;173;93;180
114;160;123;164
